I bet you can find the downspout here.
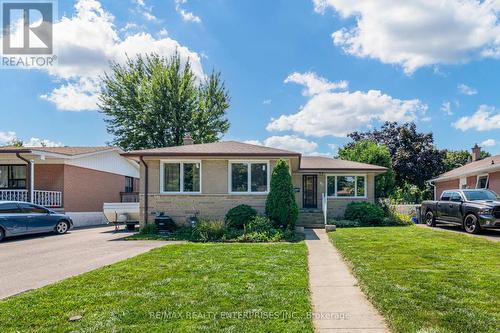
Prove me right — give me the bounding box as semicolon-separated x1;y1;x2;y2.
427;180;436;200
139;156;149;225
16;153;32;203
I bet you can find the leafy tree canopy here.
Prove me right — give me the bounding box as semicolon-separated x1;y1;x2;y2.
348;122;445;188
338;140;395;198
99;52;230;150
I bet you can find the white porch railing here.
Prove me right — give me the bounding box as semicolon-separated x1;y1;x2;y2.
0;190;62;207
321;192;328;225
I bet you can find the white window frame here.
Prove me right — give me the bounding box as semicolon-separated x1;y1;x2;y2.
459;177;467;189
160;160;202;194
325;174;367;199
476;174;489;189
228;160;270;195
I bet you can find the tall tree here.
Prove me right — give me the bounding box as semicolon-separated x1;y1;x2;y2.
99;53;230;150
338;140;395;198
442;150;470;172
348;122;445;188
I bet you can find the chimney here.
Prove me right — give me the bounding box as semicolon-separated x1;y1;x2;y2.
183;134;194;145
471;143;481;162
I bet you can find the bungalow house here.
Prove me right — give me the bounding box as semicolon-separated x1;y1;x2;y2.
123;138;387;227
0;146;139;226
430;144;500;199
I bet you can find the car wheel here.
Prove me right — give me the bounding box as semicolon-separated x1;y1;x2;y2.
425;211;436;227
0;228;4;242
55;221;69;235
463;214;481;234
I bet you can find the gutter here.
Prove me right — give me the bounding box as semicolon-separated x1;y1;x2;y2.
427;180;437;200
139;156;149;225
15;153;32;203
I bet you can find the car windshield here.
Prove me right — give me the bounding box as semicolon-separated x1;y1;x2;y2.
463;190;499;201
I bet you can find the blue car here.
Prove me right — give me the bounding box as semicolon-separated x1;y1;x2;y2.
0;201;73;242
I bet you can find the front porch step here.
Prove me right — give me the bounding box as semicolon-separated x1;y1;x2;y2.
297;211;324;228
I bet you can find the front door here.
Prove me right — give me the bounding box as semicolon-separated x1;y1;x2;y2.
303;175;317;209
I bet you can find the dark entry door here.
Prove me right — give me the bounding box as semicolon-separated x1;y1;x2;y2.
303;175;317;209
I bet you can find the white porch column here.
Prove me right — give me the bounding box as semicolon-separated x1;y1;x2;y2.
30;159;34;203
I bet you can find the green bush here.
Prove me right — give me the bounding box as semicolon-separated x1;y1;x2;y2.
265;159;298;229
330;220;360;228
192;219;226;242
139;223;158;234
247;216;274;233
237;229;284;242
225;204;257;229
344;202;385;226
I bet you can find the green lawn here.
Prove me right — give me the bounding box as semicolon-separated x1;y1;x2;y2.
329;226;500;333
0;243;313;333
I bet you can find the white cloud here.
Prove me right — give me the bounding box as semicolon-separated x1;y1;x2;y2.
481;139;497;147
25;138;63;147
441;101;453;116
0;131;17;145
285;72;348;96
22;0;203;111
314;0;500;74
267;72;427;137
245;136;318;153
133;0;158;21
453;105;500;131
175;0;201;23
458;83;478;95
0;131;62;147
262;99;272;105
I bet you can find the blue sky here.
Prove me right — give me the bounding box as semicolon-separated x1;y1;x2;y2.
0;0;499;155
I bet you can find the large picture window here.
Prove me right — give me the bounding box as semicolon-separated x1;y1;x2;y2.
161;161;201;194
326;175;366;198
229;161;269;194
0;165;27;189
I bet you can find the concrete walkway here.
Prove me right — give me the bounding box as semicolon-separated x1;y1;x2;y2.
305;229;388;333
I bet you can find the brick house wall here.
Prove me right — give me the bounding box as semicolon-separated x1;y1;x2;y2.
63;165;128;212
489;171;500;194
34;164;64;192
466;176;477;189
435;179;460;199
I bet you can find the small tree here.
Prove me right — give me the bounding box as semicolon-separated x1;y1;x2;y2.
265;159;298;229
338;140;395;198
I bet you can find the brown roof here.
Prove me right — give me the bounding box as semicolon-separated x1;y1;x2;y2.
300;156;387;171
0;146;116;156
433;154;500;182
123;141;301;157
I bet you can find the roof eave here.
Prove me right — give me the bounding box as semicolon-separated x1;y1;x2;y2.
430;163;500;183
122;152;302;158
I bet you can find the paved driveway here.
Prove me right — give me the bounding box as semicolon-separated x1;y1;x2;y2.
416;223;500;242
0;226;173;300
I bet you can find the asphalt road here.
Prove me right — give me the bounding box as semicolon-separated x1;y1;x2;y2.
0;226;173;300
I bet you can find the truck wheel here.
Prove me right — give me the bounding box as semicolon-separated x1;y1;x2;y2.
463;214;481;234
425;211;436;227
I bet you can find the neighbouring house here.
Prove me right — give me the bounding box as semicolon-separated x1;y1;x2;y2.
0;146;139;226
430;144;500;199
123;138;387;227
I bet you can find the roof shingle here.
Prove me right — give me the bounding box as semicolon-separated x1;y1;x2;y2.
433;154;500;181
0;146;116;156
300;156;387;171
123;141;300;157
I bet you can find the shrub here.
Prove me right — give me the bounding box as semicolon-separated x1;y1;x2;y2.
192;219;226;242
237;229;284;243
247;216;274;233
330;220;360;228
265;159;298;229
139;223;158;234
225;204;257;229
344;202;385;226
